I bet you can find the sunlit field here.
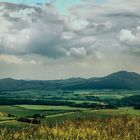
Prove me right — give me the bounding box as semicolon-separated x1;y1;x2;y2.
0;117;139;140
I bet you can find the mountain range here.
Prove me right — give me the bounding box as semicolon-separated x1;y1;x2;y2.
0;71;140;91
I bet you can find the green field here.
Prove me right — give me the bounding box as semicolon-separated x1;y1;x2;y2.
92;107;140;116
0;89;140;130
1;89;139;100
0;120;29;129
16;105;84;110
0;105;140;129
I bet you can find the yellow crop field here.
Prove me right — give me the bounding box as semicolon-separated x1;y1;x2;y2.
0;117;139;140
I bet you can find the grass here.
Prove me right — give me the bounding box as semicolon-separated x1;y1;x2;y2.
0;105;140;129
8;105;140;118
0;117;15;121
0;90;139;139
0;120;30;129
43;108;140;126
118;107;140;116
15;105;84;110
92;107;140;116
0;105;82;118
0;117;139;140
0;105;46;117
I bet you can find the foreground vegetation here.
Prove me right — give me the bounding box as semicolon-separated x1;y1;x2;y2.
0;117;139;140
0;90;139;139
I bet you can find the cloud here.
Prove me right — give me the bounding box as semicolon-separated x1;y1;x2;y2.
68;47;87;58
0;3;65;57
0;2;103;60
119;28;140;55
0;54;36;64
66;15;89;31
0;1;140;79
120;30;136;42
0;1;139;60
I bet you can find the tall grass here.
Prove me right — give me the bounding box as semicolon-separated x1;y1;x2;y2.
0;117;140;140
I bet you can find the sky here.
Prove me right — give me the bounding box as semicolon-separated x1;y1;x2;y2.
0;0;82;14
0;0;140;80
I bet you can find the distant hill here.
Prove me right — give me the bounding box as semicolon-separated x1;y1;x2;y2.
0;71;140;91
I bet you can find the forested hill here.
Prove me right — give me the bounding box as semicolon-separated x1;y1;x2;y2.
0;71;140;91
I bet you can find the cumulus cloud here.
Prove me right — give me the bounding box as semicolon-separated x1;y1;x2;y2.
0;2;111;61
1;1;140;60
120;30;136;42
0;2;93;59
119;28;140;55
0;3;66;57
0;0;140;79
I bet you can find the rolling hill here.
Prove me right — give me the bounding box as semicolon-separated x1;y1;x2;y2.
0;71;140;91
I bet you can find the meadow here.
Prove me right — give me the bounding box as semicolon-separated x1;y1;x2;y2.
0;104;140;128
0;117;139;140
0;90;140;139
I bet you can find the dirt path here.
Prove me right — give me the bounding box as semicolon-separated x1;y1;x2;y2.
45;112;75;118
